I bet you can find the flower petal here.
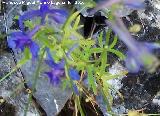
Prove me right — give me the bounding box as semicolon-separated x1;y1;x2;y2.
30;41;39;58
19;10;41;31
143;42;160;50
40;0;49;11
45;48;64;69
69;68;80;80
48;9;68;17
45;72;60;85
125;52;141;73
48;14;67;24
8;32;29;50
7;37;16;49
73;84;79;95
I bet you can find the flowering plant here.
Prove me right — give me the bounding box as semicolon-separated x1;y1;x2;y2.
1;0;160;115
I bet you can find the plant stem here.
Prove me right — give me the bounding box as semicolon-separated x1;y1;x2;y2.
24;49;45;116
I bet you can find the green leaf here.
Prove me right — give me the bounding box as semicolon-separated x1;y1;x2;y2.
24;20;35;29
108;49;125;60
106;29;112;45
38;34;53;48
14;15;19;20
63;11;80;30
100;49;107;74
101;71;127;81
109;35;118;49
79;39;95;47
73;15;81;30
61;78;71;90
24;48;31;60
72;30;84;40
87;66;97;94
90;48;103;53
102;81;113;106
0;57;28;83
98;31;103;48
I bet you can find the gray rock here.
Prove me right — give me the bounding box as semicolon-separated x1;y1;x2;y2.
0;52;39;116
1;1;72;115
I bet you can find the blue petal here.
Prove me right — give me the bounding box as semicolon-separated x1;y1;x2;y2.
14;39;26;51
45;48;64;69
40;0;50;19
125;52;141;73
40;0;49;11
144;42;160;51
48;9;68;17
68;68;80;80
46;48;54;61
8;32;29;50
73;84;79;95
45;71;53;79
7;37;16;49
30;41;39;58
28;25;41;37
48;14;67;24
19;10;41;31
45;72;60;85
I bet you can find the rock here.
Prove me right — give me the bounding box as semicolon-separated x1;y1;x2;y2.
94;0;160;115
0;52;39;115
1;1;72;115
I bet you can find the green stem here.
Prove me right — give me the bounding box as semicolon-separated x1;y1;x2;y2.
24;93;32;116
96;78;113;115
0;58;28;83
75;96;85;116
24;50;45;116
32;50;45;92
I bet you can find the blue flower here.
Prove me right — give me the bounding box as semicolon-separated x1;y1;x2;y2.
89;0;145;15
125;42;160;73
45;49;80;85
7;26;40;59
19;0;68;31
68;68;80;80
106;17;160;73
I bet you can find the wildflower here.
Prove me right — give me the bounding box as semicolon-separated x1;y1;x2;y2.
89;0;145;15
7;26;40;59
19;0;68;31
106;17;160;73
45;49;80;85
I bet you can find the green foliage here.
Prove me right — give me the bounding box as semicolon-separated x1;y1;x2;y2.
87;65;97;94
1;5;128;115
